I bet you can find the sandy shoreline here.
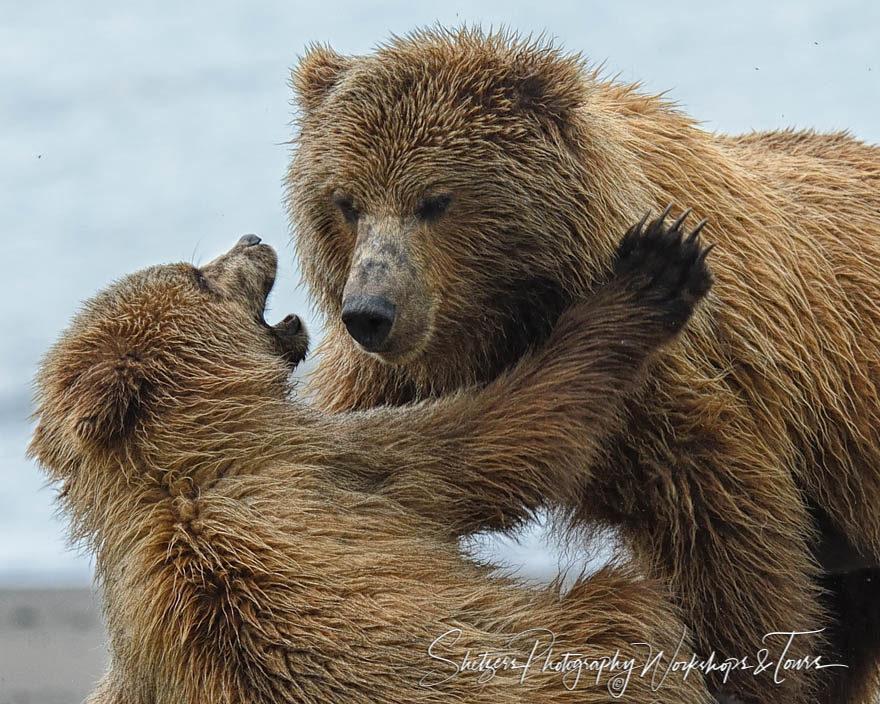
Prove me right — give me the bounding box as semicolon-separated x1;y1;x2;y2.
0;588;108;704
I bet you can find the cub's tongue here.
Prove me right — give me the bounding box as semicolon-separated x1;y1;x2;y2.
271;314;308;368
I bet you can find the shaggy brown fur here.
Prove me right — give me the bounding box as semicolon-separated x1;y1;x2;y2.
287;28;880;704
30;226;715;703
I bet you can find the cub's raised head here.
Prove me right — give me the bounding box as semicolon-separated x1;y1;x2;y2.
30;235;308;469
288;28;608;382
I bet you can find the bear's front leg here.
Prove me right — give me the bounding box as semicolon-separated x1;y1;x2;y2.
595;372;831;704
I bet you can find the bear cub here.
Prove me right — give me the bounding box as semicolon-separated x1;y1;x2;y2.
30;219;713;703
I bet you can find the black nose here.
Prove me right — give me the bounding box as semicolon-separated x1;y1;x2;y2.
341;295;396;351
238;234;261;247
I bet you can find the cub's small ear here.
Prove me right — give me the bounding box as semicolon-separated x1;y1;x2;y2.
291;45;352;113
69;355;147;447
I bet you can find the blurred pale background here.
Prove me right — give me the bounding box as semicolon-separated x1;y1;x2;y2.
0;0;877;700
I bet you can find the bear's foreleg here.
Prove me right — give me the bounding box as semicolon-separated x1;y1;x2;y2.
599;380;830;704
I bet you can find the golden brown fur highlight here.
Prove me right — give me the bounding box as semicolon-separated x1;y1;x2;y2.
288;27;880;704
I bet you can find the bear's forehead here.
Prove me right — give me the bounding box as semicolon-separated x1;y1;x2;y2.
107;264;193;302
332;58;517;125
305;73;533;198
76;265;199;332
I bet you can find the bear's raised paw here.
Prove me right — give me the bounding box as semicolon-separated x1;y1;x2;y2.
613;206;715;333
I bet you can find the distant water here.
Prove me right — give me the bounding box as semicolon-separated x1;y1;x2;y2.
2;0;877;585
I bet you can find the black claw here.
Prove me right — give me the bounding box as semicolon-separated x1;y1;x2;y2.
619;211;651;260
698;242;717;264
686;218;709;244
671;207;692;232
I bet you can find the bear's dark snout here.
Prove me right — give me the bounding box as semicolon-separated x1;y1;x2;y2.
341;295;396;351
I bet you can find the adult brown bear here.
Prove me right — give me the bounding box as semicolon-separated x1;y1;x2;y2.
30;225;715;703
287;27;880;704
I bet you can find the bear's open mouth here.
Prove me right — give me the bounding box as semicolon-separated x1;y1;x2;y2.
239;242;308;369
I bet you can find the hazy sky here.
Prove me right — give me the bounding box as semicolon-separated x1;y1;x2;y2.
1;0;877;584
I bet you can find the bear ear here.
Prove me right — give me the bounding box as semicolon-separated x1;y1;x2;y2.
68;354;147;447
292;45;353;113
507;50;588;146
